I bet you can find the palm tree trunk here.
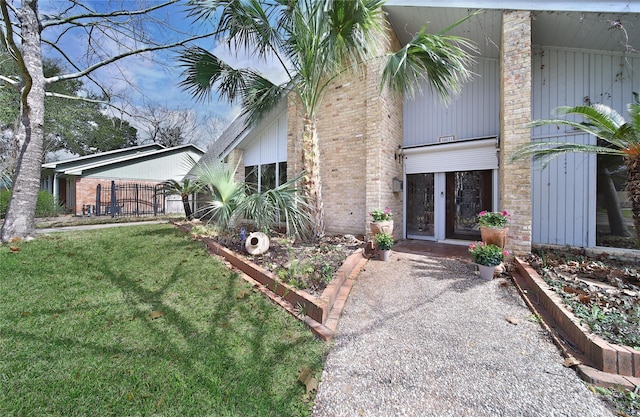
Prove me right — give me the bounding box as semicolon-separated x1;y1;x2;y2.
626;155;640;244
181;193;193;220
301;117;324;237
598;167;631;237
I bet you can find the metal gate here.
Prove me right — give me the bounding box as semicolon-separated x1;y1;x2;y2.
95;181;165;217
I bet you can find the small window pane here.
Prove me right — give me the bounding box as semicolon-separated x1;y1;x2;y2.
278;161;287;186
261;163;276;191
245;166;258;194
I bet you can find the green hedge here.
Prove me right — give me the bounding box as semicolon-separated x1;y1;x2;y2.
0;190;62;219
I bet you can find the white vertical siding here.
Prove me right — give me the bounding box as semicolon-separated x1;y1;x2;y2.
403;57;499;147
531;46;639;247
244;111;288;166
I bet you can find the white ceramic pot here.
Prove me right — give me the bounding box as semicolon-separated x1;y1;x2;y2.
245;232;270;255
477;264;496;280
379;249;391;261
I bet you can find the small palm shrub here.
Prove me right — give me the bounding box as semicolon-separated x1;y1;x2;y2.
192;160;312;239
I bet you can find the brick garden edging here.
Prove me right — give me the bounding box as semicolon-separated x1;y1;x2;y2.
513;257;640;389
173;222;367;341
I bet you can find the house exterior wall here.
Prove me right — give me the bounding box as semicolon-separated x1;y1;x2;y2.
74;177;162;216
83;150;202;181
283;25;403;238
403;57;500;146
226;148;245;184
530;47;640;247
500;10;533;254
364;30;404;239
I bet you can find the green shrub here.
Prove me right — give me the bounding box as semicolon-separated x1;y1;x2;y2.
0;189;9;218
36;190;62;217
0;190;62;219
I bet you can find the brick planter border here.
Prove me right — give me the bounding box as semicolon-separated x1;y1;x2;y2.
173;223;367;340
513;257;640;389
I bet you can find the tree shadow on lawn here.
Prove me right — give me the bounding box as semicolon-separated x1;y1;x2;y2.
1;227;320;416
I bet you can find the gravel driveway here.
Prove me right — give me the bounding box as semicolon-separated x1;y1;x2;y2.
312;251;615;417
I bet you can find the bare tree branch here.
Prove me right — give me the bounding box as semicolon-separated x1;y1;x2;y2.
44;91;136;118
41;0;179;28
44;32;214;85
0;0;30;106
0;73;19;86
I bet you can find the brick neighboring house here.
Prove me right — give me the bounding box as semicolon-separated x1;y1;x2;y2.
198;1;640;254
41;143;204;216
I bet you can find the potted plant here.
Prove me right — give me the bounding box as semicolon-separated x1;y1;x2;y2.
477;210;510;248
374;232;394;261
370;207;393;235
468;241;509;280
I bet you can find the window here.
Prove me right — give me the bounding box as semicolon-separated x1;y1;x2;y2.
245;166;258;193
245;162;287;193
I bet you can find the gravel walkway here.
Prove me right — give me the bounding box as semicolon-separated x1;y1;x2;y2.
312;251;615;417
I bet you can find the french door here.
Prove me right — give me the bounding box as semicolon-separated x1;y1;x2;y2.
445;170;493;240
405;170;493;241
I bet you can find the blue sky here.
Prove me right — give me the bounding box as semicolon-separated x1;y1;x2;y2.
36;0;286;144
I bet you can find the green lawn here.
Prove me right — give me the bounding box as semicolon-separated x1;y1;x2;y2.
0;224;326;417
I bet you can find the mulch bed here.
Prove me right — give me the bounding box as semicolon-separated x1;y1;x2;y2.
526;248;640;350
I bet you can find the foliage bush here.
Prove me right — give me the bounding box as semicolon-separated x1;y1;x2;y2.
468;241;508;266
0;189;9;218
0;190;62;219
374;232;394;250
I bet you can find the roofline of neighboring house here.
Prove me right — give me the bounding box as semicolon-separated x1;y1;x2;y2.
384;0;640;13
43;144;205;176
41;143;164;169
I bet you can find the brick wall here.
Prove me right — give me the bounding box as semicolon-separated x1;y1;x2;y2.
364;27;403;239
226;149;245;184
286;24;404;238
500;10;533;254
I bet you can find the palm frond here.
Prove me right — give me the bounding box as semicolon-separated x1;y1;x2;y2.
179;46;249;102
553;104;625;132
237;172;313;239
508;141;624;169
627;93;640;139
192;160;245;230
240;70;287;124
325;0;387;67
382;28;476;101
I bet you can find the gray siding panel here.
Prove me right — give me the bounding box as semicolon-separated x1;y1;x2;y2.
531;46;639;247
403;58;499;147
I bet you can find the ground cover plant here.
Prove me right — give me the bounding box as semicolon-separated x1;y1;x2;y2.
527;248;640;349
190;224;361;298
526;248;640;416
0;224;326;417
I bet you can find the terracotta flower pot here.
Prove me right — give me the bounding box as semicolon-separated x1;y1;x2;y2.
370;220;393;235
479;226;508;249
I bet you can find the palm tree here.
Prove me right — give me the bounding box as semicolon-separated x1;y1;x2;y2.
192;160;313;238
180;0;476;237
510;93;640;243
162;178;200;220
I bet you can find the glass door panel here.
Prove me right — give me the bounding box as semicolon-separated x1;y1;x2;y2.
407;173;435;237
446;171;492;240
